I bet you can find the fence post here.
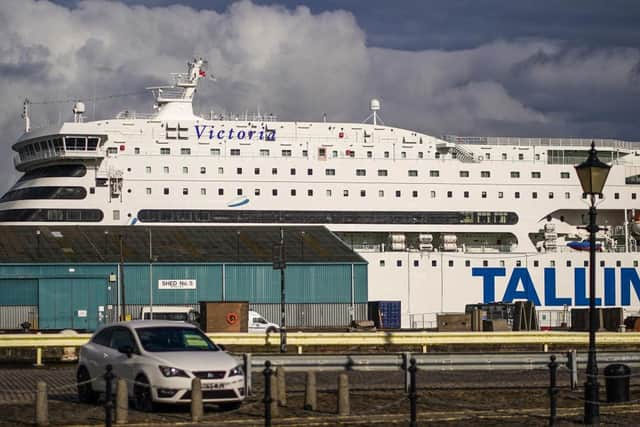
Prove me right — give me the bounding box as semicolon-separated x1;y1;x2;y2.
409;357;417;427
115;378;128;425
104;365;114;427
191;378;203;422
277;367;287;407
263;361;273;427
567;349;578;391
244;353;252;396
403;352;412;393
337;373;350;416
304;371;317;411
35;381;48;426
548;355;558;426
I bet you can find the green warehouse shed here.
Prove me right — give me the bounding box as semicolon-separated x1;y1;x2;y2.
0;226;367;331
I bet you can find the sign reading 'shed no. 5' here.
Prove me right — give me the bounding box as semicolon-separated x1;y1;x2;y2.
158;279;197;290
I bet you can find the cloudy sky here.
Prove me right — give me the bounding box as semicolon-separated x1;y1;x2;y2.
2;0;640;190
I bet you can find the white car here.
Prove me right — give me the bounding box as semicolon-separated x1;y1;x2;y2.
76;320;245;411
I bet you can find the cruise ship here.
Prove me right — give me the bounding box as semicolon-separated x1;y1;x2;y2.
6;59;640;327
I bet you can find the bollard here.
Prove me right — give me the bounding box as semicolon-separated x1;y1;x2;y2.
548;355;558;427
35;381;48;426
277;367;287;407
244;353;252;396
304;371;317;411
337;373;350;416
191;378;203;422
115;378;128;425
34;347;44;368
104;365;114;427
408;358;417;427
270;369;279;417
263;361;273;427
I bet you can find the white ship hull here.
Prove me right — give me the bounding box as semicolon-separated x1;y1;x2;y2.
6;59;640;327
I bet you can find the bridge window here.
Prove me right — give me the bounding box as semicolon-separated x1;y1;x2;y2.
0;186;87;202
0;208;103;222
460;170;469;178
429;170;439;177
510;171;520;178
481;171;490;178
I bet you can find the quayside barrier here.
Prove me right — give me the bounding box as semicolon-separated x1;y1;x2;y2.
2;331;640;365
21;354;640;426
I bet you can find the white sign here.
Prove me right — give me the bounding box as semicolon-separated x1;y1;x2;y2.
158;279;197;290
77;310;87;318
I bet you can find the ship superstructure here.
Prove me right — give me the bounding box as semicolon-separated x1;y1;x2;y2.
6;59;640;326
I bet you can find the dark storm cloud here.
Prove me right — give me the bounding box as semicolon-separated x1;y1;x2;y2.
49;0;640;50
1;0;640;193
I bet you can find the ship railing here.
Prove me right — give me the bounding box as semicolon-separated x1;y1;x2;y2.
350;243;384;252
199;111;279;122
409;313;438;329
147;86;189;102
115;111;156;120
442;135;635;150
464;244;513;253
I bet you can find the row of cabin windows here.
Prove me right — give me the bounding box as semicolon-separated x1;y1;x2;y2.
139;165;571;180
142;146;545;161
382;259;639;268
140;186;612;202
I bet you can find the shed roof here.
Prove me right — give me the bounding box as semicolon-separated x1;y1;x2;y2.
0;226;364;264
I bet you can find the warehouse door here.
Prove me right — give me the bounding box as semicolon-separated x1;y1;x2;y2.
38;278;108;331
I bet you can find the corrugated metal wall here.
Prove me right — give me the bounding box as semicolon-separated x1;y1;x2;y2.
124;303;366;328
0;306;38;330
251;303;368;328
0;279;38;305
123;264;223;305
0;262;367;330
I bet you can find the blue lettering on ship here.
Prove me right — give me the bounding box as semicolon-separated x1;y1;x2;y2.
194;125;275;141
472;267;640;306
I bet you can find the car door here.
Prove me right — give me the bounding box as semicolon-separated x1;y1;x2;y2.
107;327;142;390
84;327;114;392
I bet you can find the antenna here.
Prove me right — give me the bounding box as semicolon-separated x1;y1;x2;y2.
370;99;381;125
363;98;383;125
22;99;30;133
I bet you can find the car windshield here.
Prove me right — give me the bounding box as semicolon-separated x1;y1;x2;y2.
136;326;219;352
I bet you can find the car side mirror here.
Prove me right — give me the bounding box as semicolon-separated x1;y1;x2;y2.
118;345;134;358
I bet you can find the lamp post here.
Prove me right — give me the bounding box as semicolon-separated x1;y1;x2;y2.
575;141;611;425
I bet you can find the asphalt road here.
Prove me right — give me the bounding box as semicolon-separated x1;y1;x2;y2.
0;362;639;426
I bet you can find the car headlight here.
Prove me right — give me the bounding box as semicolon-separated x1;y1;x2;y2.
229;365;243;377
159;365;189;378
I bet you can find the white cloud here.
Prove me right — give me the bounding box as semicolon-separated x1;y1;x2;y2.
1;1;639;191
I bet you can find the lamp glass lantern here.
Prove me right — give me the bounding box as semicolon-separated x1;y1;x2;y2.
574;142;611;195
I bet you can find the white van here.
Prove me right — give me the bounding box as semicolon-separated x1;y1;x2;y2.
139;306;279;333
248;310;279;334
140;306;200;324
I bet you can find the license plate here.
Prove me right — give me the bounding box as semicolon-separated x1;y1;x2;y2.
202;382;225;390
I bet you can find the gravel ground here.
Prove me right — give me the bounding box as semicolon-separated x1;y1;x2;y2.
0;363;639;426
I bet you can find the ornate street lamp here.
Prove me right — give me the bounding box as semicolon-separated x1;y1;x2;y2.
575;141;611;425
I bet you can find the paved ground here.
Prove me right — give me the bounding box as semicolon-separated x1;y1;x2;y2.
0;362;639;426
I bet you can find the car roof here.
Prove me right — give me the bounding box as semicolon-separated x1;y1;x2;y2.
106;320;198;329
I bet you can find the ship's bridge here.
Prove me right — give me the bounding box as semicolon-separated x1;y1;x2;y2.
13;131;106;172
